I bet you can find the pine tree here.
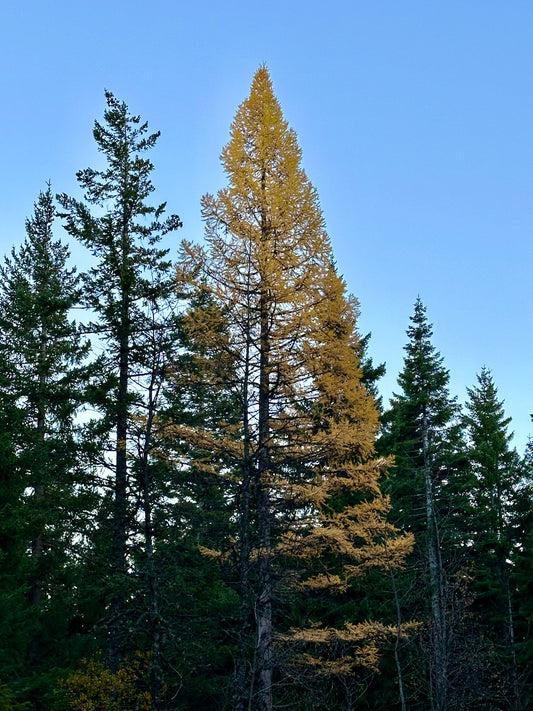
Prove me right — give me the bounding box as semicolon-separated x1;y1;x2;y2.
57;92;182;700
177;67;411;711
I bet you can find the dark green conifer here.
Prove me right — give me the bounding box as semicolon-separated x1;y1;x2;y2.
0;186;90;707
379;297;466;711
463;367;524;709
58;92;182;704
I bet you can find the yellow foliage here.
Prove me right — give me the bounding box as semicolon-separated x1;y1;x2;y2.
60;655;152;711
300;573;347;592
170;65;415;685
283;619;420;675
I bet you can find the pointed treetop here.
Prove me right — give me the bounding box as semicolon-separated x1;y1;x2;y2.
220;65;311;208
465;366;513;446
201;65;330;294
251;64;274;93
407;296;433;342
392;298;457;424
403;298;445;375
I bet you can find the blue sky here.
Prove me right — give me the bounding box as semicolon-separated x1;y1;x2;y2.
1;2;532;451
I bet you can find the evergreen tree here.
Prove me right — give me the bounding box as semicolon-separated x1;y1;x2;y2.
463;367;524;709
379;298;466;711
358;331;386;411
57;92;182;704
0;186;90;708
463;367;519;553
514;439;533;699
177;67;411;711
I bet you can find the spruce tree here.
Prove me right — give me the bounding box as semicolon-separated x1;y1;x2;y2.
463;367;519;553
379;297;466;711
0;186;90;707
463;367;524;709
514;439;533;699
57;92;182;696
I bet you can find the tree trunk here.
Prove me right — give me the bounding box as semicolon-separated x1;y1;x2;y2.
140;369;164;711
256;480;272;711
234;453;252;711
142;479;162;711
27;329;48;666
234;250;255;711
390;567;408;711
423;410;447;711
504;565;522;710
109;292;129;672
255;278;272;711
29;328;47;608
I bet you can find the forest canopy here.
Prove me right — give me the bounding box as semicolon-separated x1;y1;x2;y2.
0;68;531;711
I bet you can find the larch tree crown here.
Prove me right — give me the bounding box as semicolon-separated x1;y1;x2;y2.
175;66;413;711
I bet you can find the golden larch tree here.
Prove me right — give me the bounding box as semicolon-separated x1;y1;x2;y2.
176;66;412;711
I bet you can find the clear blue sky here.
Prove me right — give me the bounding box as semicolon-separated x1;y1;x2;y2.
1;2;532;451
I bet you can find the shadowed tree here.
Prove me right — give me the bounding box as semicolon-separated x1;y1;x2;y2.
58;93;181;707
0;186;90;707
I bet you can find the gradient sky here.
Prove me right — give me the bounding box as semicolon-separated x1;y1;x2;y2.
1;2;532;451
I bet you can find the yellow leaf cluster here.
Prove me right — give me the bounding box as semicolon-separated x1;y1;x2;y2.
60;655;152;711
168;65;415;684
282;619;419;675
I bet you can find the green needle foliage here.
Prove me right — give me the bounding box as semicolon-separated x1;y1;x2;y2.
462;367;525;709
0;74;530;711
379;298;468;711
58;92;182;707
0;186;91;709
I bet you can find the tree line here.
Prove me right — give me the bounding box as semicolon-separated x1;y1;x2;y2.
0;67;531;711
